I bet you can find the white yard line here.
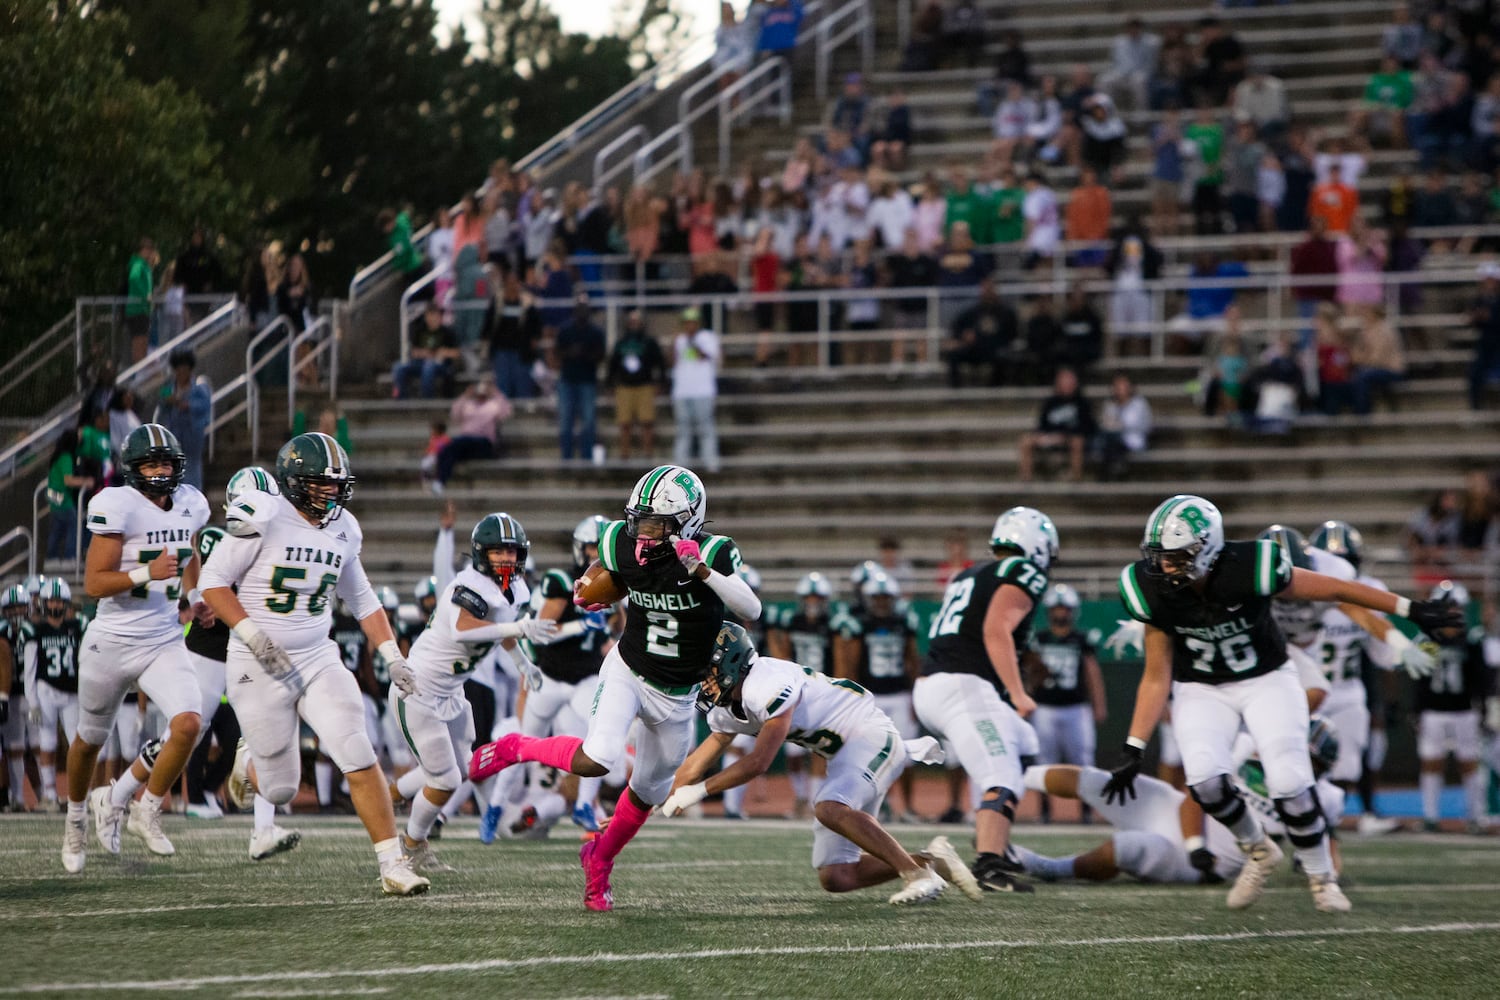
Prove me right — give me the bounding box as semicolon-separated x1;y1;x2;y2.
6;922;1500;994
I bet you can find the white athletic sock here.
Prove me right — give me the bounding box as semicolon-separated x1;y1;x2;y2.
576;775;602;807
488;766;523;808
39;764;56;801
1022;765;1052;793
407;790;444;842
1463;769;1486;824
722;781;747;816
140;790;164;814
1420;771;1442;822
789;769;808;803
67;801;86;822
314;760;334;806
110;769;145;809
1293;839;1333;877
1012;844;1074;880
472;775;497;810
1367;729;1388;771
7;757;24;800
441;780;472;819
252;794;277;833
533;790;568;828
395;768;426;801
373;836;402;869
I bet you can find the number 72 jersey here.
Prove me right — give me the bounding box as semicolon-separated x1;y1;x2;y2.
85;483;209;639
921;555;1048;692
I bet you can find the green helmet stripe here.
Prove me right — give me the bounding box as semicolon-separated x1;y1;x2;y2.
1255;539;1275;595
1148;497;1183;546
639;466;673;506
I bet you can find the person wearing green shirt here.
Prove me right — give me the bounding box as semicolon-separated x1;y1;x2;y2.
991;169;1027;244
125;237;157;363
1355;56;1413;147
46;429;95;560
1185;109;1225;234
380;207;424;281
945;168;987;243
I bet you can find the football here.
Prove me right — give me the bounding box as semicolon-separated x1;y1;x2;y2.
574;559;628;608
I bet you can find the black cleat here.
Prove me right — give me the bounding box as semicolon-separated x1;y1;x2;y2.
972;852;1035;893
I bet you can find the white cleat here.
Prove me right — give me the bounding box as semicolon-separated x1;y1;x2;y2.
1226;838;1283;910
924;835;983;901
187;792;224;820
62;814;87;874
89;785;124;855
226;739;254;810
1309;873;1352;913
888;866;946;906
1357;814;1400;836
380;856;431;896
403;839;456;874
248;825;302;861
127;800;176;856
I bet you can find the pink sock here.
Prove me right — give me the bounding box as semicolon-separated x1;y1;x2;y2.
593;792;650;864
519;734;585;772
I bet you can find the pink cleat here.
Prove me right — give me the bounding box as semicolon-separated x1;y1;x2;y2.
468;733;524;782
580;839;614;912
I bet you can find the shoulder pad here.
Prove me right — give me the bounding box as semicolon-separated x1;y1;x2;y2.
1251;538;1294;596
597;520;628;573
699;534;742;574
225;489;276;537
452;585;490;619
541;569;573;599
831;611;862;638
85;489;128;535
1118;563;1153;623
997;555;1048;600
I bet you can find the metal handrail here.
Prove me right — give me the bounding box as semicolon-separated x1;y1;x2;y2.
243;316;295;463
814;0;873;103
398;266;449;363
716;57;792;174
0;526;36;581
592;125;650;193
287;317;335;428
0;313;72;396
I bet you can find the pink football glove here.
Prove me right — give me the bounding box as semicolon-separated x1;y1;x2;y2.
674;537;703;575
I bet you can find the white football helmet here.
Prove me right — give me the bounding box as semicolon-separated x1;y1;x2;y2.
990;507;1060;570
738;562;763;592
1141;494;1224;584
1430;580;1470;607
1042;582;1079;610
225;465;279;513
861;572;902;599
796;572;833;599
626;465;706;541
572;514;609;571
40;577;72;614
376;586;400;613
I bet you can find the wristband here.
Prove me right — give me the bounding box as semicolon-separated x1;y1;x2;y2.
1394;596;1412;618
1383;629;1412;654
1184;835;1205;853
378;639;402;663
187;588;203;606
233;619;263;645
128;565;153;587
1125;736;1148;752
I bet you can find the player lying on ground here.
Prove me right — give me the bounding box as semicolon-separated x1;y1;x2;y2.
660;623;980;905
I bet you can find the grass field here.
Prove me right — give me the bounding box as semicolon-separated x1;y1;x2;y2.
2;814;1497;999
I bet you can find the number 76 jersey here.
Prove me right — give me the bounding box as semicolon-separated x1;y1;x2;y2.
86;484;210;640
201;489;374;653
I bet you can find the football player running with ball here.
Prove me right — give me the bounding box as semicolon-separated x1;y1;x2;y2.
63;424;212;873
661;624;975;906
469;465;761;911
391;513;559;871
1109;495;1464;913
202;432;428;895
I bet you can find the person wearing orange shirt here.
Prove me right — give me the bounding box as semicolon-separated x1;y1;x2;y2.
1306;162;1358;234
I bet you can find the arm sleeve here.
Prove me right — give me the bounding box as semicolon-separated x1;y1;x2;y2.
701;537;760;621
433;527;456;591
198;531;263;591
1253;539;1295;597
335;557;382;621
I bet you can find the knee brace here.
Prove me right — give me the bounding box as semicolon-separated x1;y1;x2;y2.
979;787;1018;822
1273;787;1327;850
1190;774;1247;826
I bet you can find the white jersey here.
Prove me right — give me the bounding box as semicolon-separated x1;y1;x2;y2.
407;567;529;700
86;484;209;639
1272;547;1355;649
202;490;378;652
706;655;890;759
1316;571;1390;689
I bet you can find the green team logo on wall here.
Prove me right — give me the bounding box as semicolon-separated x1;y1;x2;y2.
1178;505;1211;535
673;472;700;502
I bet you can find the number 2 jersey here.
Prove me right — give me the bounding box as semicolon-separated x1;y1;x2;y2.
596;519;743;689
202;489;380;653
922;554;1048;693
86;483;210;640
705;655;894;759
1118;539;1293;685
407;566;527;703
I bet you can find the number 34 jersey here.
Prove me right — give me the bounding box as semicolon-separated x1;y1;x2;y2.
202;489;376;653
1118;539;1293;685
409;567;528;701
86;484;210;640
705;655;889;759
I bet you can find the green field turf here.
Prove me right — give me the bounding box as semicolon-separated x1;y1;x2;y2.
1;814;1497;999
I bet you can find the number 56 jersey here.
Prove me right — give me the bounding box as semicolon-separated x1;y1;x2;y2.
86;483;210;640
705;655;890;759
201;489;378;653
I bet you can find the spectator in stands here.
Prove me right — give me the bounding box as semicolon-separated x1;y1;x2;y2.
887;227;938;358
1456;470;1499;563
757;0;803;56
873;537;916;593
713;1;752;92
1350;304;1406;413
1314;303;1357;415
1408;54;1469;166
124;237;156;363
1224;118;1267;233
1231;60;1290;143
430;376;512;496
671;308;721;473
1354;56;1414;147
523;188;558;272
1471;76;1500;172
1276;127;1317;231
157;262;185;346
1308;161;1359;234
1188;16;1245;108
609;309;668;461
1022;171;1060;270
935;530;974;588
454;190;484;263
484;262;535;401
1018;367;1094;482
1257;147;1287;232
1099;17;1160;112
1105;220;1161;348
107;388;142;468
994;29;1032;86
1052;65;1098;168
1385;219;1427;317
292;404;352;456
1336;218;1388;310
1454;172;1491;252
1406;489;1462;585
991;82;1035;167
945;277;1018;388
1064;167;1112;257
555;296;607;464
843;239;881;365
1170;252;1247;354
1150;23;1192;110
1095;372;1152;480
828;73;872;164
912;178;947;252
988;167;1027;254
1185;105;1225;234
1150;108;1186;236
903;2;943;73
45;428;92;562
1202;323;1248;418
426;205;456;303
935;221;991;330
174;227;224;325
866;170;914;251
1057;286;1105;376
1238;331;1305;432
153;349;210;491
392;301;460;400
1467;262;1500;409
79;405;111;490
1413;166;1459;226
1026;76;1065;164
530;246;574;352
871;88;912;171
1290;216;1341;344
1079;93;1129;184
941;0;986;69
1383;5;1423;69
379;206;425;290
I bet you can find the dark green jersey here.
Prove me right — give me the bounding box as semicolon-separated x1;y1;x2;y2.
598;519;742;689
1030;629;1093;706
33;618;83;693
1416;629;1490;714
922;554;1048;693
330;610;368;675
836;606;921;695
1;619;34;695
1118;538;1293;685
771;606;836;675
533;568;607;684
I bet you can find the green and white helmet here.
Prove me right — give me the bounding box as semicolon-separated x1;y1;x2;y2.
1310;520;1364;572
861;571;901;598
796;572;833;599
471;513;529;588
376;586;400;613
2;584;27;615
415;576;439;605
40;578;71;610
1257;524;1311;570
571;514;609;573
991;506;1060;570
121;424;186;497
698;623;758;713
626;465;706;542
275;433;354;526
1142;494;1224;584
1430;579;1470;607
1043;582;1080;609
225;466;279;514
